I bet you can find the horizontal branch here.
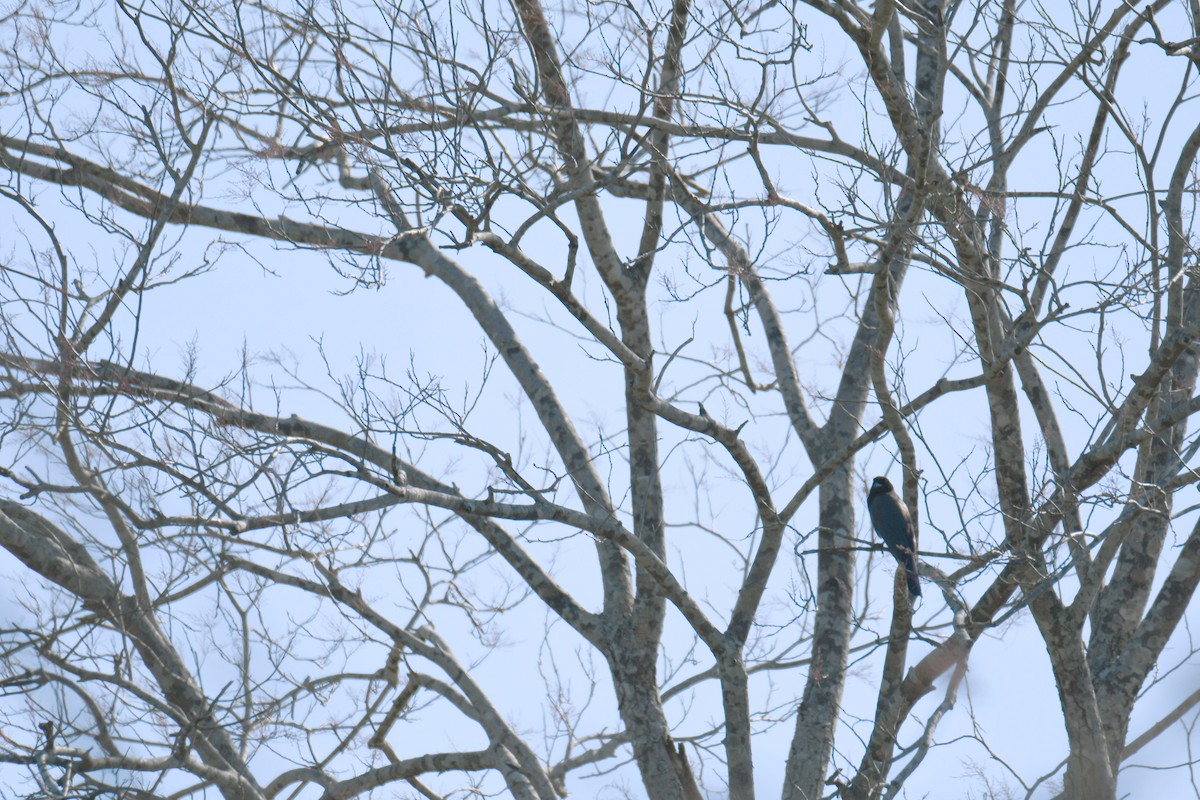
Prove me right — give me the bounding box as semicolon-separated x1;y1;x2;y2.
265;750;496;799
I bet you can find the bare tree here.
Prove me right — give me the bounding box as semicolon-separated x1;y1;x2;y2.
2;1;1200;798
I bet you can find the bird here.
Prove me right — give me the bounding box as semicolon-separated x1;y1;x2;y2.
867;476;922;598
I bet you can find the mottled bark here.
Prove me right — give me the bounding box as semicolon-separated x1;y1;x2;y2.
782;461;858;800
608;647;685;800
1085;116;1200;783
718;650;756;800
843;573;912;800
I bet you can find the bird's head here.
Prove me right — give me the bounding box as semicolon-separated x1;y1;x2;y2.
869;476;894;496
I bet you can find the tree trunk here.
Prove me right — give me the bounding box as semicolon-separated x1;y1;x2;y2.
782;462;857;800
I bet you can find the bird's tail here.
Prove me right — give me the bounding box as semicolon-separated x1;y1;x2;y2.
902;554;922;598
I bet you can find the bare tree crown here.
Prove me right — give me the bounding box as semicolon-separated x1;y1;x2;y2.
2;1;1200;799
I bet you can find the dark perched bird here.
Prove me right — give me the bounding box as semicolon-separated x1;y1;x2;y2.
867;476;922;598
39;721;55;751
